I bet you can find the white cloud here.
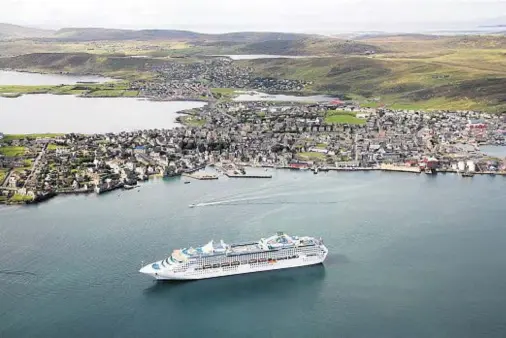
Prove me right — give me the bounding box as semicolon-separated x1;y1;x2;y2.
2;0;506;33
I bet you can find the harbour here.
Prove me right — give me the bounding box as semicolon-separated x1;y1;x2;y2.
1;171;506;337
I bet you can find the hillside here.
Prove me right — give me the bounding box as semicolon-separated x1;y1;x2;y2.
52;27;314;43
242;52;506;111
236;38;381;56
0;53;167;78
1;33;505;112
360;34;506;53
0;23;54;40
164;37;382;58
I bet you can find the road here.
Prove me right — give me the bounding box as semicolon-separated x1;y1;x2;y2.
23;143;47;188
1;169;13;188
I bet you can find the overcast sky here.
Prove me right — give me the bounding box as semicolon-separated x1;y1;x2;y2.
2;0;506;33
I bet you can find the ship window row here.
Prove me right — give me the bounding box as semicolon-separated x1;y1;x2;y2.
194;255;300;270
180;248;322;271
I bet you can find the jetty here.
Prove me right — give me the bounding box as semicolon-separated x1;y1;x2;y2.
225;172;272;178
182;172;219;180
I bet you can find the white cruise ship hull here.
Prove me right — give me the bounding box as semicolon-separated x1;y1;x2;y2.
140;252;327;281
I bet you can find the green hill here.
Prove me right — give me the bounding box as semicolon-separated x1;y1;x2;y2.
0;23;54;40
0;53;166;78
52;27;314;43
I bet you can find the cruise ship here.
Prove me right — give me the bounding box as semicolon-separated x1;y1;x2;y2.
139;232;328;280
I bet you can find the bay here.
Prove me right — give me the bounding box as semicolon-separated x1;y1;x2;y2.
1;170;505;337
0;95;206;134
0;70;113;85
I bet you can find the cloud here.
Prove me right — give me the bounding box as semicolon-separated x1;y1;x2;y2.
2;0;506;32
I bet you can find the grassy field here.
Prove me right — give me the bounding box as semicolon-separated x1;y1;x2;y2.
86;89;128;97
180;115;207;127
1;134;63;142
0;85;54;93
0;146;26;157
10;194;34;202
325;111;366;125
211;88;239;100
0;169;8;183
0;82;139;98
297;152;327;160
47;143;68;151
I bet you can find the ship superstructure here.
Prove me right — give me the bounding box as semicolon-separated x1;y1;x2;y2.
140;232;328;280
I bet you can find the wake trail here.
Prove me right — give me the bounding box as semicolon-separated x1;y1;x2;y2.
206;201;340;207
194;198;343;207
0;270;37;276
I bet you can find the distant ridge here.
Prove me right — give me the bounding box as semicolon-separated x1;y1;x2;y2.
52;27;316;42
0;23;54;39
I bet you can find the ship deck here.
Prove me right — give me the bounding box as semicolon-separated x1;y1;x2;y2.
230;242;261;254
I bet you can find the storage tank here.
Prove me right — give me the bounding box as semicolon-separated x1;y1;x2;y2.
458;161;466;172
466;160;476;173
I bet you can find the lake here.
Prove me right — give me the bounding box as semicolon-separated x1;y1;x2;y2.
1;170;506;337
0;95;206;134
0;70;114;85
234;91;335;102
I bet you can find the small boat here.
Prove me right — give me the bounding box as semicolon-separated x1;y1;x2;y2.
462;172;475;177
184;181;191;184
189;204;196;208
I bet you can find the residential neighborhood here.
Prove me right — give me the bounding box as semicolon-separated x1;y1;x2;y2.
1;101;505;204
130;58;312;101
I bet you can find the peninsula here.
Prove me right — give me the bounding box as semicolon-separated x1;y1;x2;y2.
1;24;506;204
1;100;505;204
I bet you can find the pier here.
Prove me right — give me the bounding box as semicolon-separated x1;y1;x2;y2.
225;173;272;178
182;172;219;180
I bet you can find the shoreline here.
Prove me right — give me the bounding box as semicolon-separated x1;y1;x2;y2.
2;165;505;207
0;68;120;81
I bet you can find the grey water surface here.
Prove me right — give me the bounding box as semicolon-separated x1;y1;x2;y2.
1;170;505;337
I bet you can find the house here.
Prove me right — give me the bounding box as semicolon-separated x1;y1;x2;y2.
134;146;147;154
356;113;371;119
335;161;360;168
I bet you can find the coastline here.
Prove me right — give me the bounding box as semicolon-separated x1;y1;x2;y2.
2;164;505;207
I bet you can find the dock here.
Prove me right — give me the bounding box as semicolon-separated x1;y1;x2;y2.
225;172;272;178
182;172;219;180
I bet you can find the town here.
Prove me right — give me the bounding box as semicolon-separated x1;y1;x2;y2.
1;99;505;204
130;58;312;101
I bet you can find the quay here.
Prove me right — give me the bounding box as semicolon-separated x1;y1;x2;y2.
378;164;421;173
225;172;272;178
182;172;219;180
